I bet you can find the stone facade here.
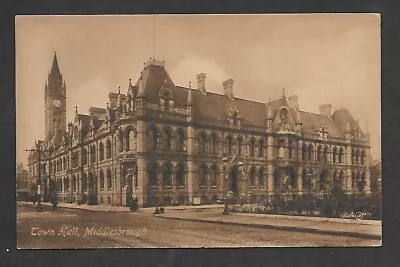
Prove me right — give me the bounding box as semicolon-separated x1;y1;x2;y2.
27;55;372;207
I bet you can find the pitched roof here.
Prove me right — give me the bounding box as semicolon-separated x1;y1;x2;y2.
300;111;343;138
332;108;362;134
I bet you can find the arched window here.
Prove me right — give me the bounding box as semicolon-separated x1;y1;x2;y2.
259;139;264;157
323;146;329;162
82;147;88;165
210;164;219;186
226;135;233;155
176;163;185;186
351;171;357;191
65;177;70;192
339;147;345;163
358;172;366;192
118;129;124;152
258;167;265;186
317;146;322;162
198;164;207;187
126;128;136;151
162;162;172;186
147;126;159;150
107;169;112;189
302;169;311;193
361;150;365;165
99;170;104;190
302;143;308;161
249;166;256;186
99;142;104;161
308;144;314;162
147;162;158;186
197;132;208;154
339;171;345;189
210;133;218;154
356;149;361;164
90;144;96;164
162;128;173;151
237;136;243;156
176;129;185;152
333;147;338;163
250;137;256;157
82;173;88;192
70;175;77;192
288;140;294;159
106;139;112;159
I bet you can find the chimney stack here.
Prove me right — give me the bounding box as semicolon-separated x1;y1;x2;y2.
288;95;299;110
197;73;206;94
223;79;234;100
319;104;332;117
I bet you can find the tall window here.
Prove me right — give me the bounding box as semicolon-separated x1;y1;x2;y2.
148;162;158;186
250;138;256;157
90;145;96;164
176;163;185;186
198;164;207;187
107;169;112;189
323;147;329;162
258;167;265;186
238;136;243;156
308;144;314;162
339;147;345;163
118;129;124;152
211;164;219;186
226;135;233;155
99;142;104;161
82;148;88;165
249;166;256;186
162;162;172;186
302;143;308;161
198;132;208;154
361;150;365;165
126;128;136;151
99;170;104;190
210;133;218;154
162;128;173;151
317;146;322;161
288;140;293;159
176;129;185;152
147;126;159;150
333;147;338;163
259;139;264;157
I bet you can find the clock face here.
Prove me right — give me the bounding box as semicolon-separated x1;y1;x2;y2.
53;99;61;108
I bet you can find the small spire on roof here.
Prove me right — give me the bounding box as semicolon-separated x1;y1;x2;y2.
187;81;193;106
118;86;121;94
75;106;78;113
282;88;286;99
137;74;145;97
106;102;109;109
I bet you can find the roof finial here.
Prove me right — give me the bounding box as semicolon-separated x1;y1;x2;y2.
106;102;109;109
75;106;78;113
282;88;286;98
118;86;121;94
189;81;192;88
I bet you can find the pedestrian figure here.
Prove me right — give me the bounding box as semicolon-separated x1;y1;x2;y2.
154;205;161;214
160;205;165;214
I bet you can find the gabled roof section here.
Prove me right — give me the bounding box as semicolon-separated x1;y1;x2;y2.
300;111;343;138
332;108;362;134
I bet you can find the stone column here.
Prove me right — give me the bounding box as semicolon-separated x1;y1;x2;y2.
136;119;147;207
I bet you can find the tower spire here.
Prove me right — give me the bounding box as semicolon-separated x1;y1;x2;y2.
50;52;61;77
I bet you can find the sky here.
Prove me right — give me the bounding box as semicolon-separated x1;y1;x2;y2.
16;14;381;167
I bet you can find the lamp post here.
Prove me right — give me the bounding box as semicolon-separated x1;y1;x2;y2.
24;140;48;212
222;154;229;215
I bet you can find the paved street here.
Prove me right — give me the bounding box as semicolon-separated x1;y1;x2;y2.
17;203;380;248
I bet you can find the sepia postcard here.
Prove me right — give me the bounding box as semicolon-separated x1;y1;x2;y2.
15;14;381;248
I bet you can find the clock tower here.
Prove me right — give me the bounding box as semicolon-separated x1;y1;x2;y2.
45;52;67;143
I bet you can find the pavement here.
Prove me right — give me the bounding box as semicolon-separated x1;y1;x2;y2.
20;201;381;241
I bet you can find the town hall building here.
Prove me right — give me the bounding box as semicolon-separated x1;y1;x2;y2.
27;53;372;207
